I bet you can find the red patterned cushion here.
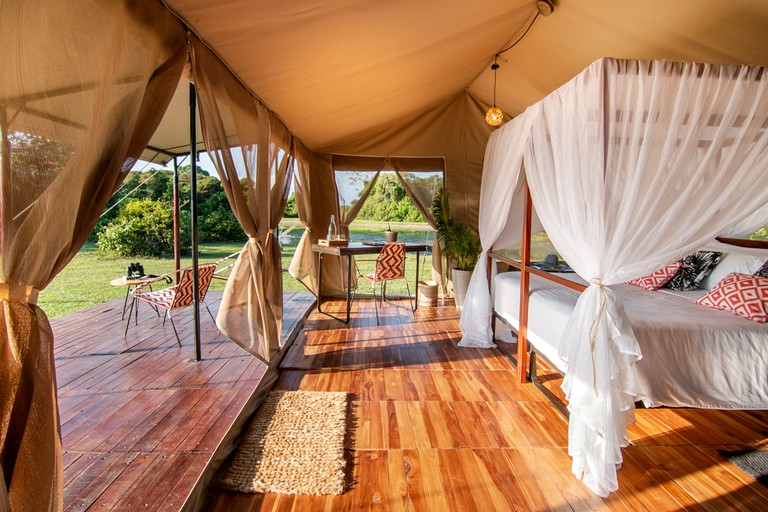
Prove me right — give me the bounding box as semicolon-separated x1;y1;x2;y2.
627;262;682;291
696;272;768;323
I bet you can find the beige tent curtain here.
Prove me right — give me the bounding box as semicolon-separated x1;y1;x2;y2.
191;36;294;363
332;155;387;292
288;143;321;294
288;152;346;296
333;155;387;238
390;157;445;292
0;1;185;511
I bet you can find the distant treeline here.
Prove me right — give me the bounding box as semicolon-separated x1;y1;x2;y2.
94;167;433;257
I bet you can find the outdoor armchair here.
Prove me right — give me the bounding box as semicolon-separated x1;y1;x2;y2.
125;262;219;344
355;242;413;325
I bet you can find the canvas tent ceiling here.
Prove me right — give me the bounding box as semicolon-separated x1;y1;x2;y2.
146;0;768;161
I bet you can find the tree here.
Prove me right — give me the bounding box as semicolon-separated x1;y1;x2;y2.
356;173;425;223
200;191;246;242
284;193;298;218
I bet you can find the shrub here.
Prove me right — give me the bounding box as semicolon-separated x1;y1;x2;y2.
201;209;246;242
97;199;187;257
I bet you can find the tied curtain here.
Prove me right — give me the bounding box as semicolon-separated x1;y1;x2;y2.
334;155;386;238
460;58;768;496
459;113;538;348
289;154;447;297
390;157;445;292
287;144;326;295
289;152;347;297
191;37;295;363
0;1;185;510
332;156;385;292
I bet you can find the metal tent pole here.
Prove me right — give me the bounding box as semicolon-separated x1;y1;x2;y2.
189;83;202;362
173;156;181;284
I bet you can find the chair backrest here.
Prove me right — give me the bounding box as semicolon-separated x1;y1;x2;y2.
375;242;406;280
172;263;218;309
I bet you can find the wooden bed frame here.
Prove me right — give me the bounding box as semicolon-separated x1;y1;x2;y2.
488;181;768;401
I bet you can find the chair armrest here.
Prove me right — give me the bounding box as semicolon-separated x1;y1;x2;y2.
132;272;174;294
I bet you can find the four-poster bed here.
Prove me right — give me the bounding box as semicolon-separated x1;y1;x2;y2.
490;249;768;407
460;57;768;497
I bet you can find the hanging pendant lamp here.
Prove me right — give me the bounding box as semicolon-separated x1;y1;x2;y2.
485;61;503;127
484;0;554;127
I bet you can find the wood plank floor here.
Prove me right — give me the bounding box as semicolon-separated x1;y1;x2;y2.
206;297;768;511
53;290;314;512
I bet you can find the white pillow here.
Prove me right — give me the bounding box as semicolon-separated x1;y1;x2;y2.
701;252;767;289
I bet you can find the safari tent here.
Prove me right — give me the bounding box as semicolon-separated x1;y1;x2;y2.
2;1;768;510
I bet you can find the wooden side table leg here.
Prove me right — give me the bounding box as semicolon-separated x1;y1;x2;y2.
121;286;132;320
317;252;324;313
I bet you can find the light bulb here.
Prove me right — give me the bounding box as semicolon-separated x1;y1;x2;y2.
485;107;503;127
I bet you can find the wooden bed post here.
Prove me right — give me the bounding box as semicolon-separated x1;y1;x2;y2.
487;251;495;340
517;181;533;383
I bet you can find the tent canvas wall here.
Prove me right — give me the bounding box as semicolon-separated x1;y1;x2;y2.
3;0;768;510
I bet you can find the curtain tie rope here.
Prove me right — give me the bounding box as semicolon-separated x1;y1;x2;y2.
588;277;607;395
0;283;40;305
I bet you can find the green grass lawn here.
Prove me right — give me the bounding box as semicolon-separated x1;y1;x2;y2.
38;241;250;319
39;224;437;319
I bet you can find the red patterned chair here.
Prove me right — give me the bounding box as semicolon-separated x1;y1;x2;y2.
356;242;413;324
125;262;219;344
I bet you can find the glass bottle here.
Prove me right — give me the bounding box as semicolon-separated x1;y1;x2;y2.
328;215;337;241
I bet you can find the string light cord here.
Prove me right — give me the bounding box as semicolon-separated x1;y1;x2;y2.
484;1;552;126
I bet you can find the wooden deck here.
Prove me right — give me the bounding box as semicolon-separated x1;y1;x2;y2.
206;297;768;511
53;290;314;512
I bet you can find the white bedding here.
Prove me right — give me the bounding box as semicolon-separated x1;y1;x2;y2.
494;271;768;409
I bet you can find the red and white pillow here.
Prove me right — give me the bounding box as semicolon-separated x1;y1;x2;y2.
627;262;682;291
696;272;768;323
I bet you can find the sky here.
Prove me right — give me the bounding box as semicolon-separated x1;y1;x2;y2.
135;151;218;176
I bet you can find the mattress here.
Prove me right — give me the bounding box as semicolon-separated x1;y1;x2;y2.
494;271;768;409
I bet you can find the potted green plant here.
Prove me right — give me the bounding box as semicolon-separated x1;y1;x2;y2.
431;187;481;308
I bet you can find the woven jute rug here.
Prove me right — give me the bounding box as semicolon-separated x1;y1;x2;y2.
720;449;768;487
221;390;349;495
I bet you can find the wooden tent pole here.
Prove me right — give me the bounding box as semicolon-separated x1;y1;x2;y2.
517;180;533;383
